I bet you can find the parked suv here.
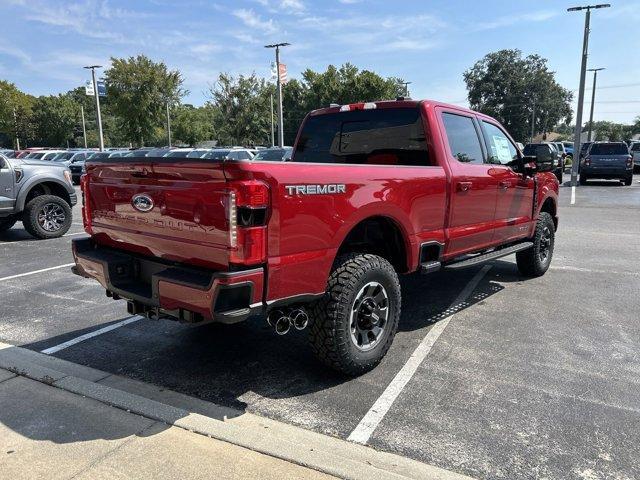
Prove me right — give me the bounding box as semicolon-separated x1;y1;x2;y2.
580;142;633;185
630;142;640;173
0;153;77;238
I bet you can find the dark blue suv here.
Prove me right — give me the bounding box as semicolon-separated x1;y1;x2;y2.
580;142;633;186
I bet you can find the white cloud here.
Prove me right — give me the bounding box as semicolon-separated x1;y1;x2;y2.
232;8;278;34
189;43;222;56
280;0;304;12
473;10;558;31
338;0;361;3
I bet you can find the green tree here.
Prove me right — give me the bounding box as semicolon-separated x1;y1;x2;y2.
464;49;573;142
105;55;185;146
31;94;79;146
171;105;214;146
208;73;271;146
282;64;404;144
0;80;34;148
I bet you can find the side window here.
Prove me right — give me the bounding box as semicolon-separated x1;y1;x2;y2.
481;121;518;166
238;151;251;160
441;112;484;164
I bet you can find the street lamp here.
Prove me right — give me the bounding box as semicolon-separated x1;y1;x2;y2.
567;4;610;186
264;42;290;148
586;67;605;141
401;81;412;97
84;65;105;151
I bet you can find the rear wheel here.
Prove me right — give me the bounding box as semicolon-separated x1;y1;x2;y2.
555;169;563;184
579;174;588;185
308;253;400;376
0;215;17;232
624;175;633;186
22;195;72;239
516;212;555;277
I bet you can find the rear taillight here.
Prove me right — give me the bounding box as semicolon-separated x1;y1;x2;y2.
80;174;93;235
626;156;633;168
227;181;269;265
584;157;591;166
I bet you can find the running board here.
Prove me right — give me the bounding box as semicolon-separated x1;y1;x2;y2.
419;261;442;274
444;242;534;270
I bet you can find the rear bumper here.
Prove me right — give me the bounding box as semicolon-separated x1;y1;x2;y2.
71;238;264;324
581;167;631;178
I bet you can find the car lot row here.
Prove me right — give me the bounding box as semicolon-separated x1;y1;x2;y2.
1;182;640;479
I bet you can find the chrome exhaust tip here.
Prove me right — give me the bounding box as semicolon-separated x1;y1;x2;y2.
274;315;291;335
290;308;309;331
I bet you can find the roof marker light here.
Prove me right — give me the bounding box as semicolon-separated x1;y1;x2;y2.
340;105;351;112
363;102;377;110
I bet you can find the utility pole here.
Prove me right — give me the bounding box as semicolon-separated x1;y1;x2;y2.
567;4;610;186
264;43;290;148
587;67;605;141
166;101;172;147
530;101;536;143
270;91;275;147
12;107;20;150
80;105;88;148
401;81;412;97
84;65;105;151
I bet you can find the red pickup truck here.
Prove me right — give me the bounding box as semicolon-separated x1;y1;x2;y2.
72;99;559;375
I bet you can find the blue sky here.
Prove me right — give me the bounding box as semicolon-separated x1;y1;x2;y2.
1;0;639;124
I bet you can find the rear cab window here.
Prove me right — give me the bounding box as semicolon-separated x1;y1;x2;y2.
589;143;629;155
292;107;431;166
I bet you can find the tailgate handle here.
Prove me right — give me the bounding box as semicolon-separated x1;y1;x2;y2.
131;169;149;178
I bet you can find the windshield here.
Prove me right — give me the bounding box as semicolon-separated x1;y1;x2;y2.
581;143;592;151
164;150;192;158
187;150;209;158
523;144;544;155
631;144;640;151
589;143;629;155
203;150;230;160
91;152;111;159
254;149;289;161
53;153;74;161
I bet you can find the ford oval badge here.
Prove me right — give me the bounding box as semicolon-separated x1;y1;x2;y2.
132;194;154;212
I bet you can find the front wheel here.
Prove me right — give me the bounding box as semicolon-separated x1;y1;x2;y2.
624;175;633;186
308;253;401;376
22;195;72;239
516;212;555;277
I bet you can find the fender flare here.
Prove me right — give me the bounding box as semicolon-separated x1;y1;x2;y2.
15;175;73;212
331;202;417;272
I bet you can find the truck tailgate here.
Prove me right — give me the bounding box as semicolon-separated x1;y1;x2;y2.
85;159;230;270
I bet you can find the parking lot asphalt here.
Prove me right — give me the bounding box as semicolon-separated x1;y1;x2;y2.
1;180;639;480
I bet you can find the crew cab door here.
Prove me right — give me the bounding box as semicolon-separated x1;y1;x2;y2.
480;120;534;243
0;156;15;213
437;109;499;256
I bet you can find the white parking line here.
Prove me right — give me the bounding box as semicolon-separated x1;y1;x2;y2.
571;185;576;205
41;316;141;355
347;265;491;445
0;263;75;282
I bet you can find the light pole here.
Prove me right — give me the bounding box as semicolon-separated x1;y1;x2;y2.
84;65;105;151
567;4;610;186
264;42;290;148
270;91;275;147
80;105;88;148
165;101;172;147
401;81;412;97
587;67;605;141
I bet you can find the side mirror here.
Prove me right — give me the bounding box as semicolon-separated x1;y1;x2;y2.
522;146;555;175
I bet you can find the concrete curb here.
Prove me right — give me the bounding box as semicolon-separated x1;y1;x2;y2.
0;342;473;480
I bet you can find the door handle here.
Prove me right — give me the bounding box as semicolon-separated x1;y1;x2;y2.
457;181;473;192
498;181;510;190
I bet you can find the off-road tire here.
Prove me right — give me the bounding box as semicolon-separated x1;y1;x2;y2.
579;174;587;185
22;195;72;239
0;215;17;232
308;253;401;376
624;175;633;186
516;212;555;277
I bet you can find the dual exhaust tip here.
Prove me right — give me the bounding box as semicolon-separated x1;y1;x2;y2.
267;308;309;335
